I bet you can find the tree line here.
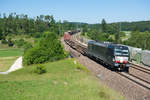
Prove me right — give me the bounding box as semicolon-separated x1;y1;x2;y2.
62;20;150;34
0;13;62;38
81;19;150;50
57;19;150;50
0;13;150;50
0;13;66;48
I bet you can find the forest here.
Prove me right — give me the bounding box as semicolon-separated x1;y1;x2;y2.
0;13;150;51
0;13;60;37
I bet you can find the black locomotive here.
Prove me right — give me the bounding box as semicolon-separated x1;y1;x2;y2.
87;40;130;72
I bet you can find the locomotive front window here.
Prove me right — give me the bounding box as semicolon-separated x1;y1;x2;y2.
114;48;129;56
122;50;129;55
115;49;122;55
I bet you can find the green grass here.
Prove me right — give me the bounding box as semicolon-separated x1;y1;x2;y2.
0;49;23;57
0;43;12;49
7;34;35;44
0;48;23;72
0;35;32;71
0;56;18;72
0;59;124;100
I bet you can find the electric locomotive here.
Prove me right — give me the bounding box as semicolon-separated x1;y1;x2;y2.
87;40;130;72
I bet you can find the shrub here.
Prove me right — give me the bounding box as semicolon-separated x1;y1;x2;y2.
34;65;46;74
25;35;31;39
8;42;14;47
23;47;48;65
32;32;42;38
15;39;32;49
99;91;110;99
0;32;4;40
75;64;89;72
8;38;14;47
23;32;68;65
15;39;25;47
1;39;7;44
23;42;33;53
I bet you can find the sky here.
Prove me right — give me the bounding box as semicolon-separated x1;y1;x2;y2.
0;0;150;23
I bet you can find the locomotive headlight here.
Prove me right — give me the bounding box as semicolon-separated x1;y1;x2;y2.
115;56;120;61
113;58;115;61
115;56;121;63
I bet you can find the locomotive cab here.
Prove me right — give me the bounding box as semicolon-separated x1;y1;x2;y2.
113;46;130;71
87;41;130;72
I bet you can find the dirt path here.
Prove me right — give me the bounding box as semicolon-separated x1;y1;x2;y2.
0;56;23;74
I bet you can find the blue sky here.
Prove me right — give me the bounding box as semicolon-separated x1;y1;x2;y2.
0;0;150;23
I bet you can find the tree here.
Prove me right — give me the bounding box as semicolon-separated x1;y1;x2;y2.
23;32;68;65
101;19;107;33
133;25;139;32
107;23;119;34
1;38;7;44
125;31;150;50
0;28;3;40
0;13;59;36
8;38;14;47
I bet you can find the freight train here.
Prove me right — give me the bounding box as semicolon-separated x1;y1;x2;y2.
64;31;130;72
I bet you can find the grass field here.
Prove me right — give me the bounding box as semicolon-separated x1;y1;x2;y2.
0;43;12;49
0;59;124;100
0;48;23;72
0;49;23;57
0;56;19;72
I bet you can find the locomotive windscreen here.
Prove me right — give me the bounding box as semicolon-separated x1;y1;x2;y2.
114;46;129;56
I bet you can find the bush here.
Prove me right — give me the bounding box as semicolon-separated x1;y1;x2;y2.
15;39;32;49
0;32;4;40
25;35;31;39
15;39;25;47
23;47;48;65
34;65;46;74
8;42;14;47
1;39;7;44
23;32;68;65
32;32;42;38
75;63;89;72
8;38;14;47
23;42;33;53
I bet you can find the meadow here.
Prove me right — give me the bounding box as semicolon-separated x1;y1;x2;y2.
0;49;23;57
0;59;124;100
0;48;23;72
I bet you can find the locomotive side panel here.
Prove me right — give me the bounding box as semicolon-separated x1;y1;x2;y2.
88;41;108;63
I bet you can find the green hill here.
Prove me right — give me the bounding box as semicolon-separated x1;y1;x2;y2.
0;59;124;100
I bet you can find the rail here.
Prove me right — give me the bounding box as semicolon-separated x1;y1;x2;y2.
118;72;150;90
65;31;150;90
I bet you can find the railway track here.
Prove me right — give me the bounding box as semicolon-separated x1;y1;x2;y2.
126;63;150;90
131;63;150;74
118;72;150;90
65;32;150;91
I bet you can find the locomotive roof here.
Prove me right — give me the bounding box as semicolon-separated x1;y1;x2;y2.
88;40;128;49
